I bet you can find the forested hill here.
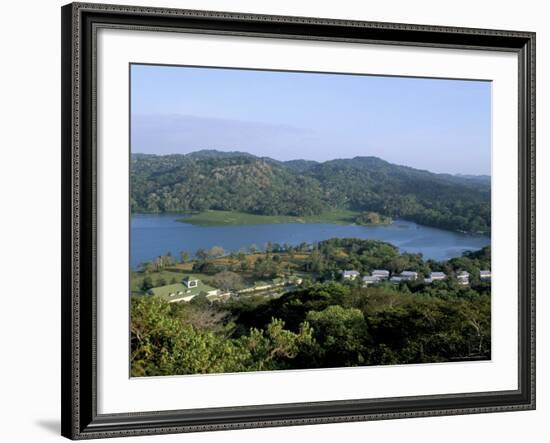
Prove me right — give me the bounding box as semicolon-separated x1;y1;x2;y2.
131;151;491;234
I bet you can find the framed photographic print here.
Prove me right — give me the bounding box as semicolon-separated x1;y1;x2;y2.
61;2;536;439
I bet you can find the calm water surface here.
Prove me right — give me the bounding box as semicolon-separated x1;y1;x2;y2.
130;214;490;268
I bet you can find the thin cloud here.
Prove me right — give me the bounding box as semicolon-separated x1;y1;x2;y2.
132;114;317;157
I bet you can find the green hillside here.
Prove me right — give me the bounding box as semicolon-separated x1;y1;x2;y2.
130;151;491;234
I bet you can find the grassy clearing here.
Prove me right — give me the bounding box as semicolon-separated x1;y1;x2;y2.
130;270;212;293
131;251;314;295
177;209;360;227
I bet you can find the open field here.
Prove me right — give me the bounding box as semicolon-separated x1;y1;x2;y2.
133;252;312;293
177;209;360;227
130;270;214;293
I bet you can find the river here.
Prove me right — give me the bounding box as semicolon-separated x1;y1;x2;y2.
130;214;490;268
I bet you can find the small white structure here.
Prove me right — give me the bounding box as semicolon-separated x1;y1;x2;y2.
182;276;199;288
362;275;381;286
371;270;390;280
430;271;446;281
400;271;418;281
341;270;360;280
457;271;470;286
480;270;491;280
390;276;403;284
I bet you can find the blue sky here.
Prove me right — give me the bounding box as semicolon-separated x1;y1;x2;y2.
131;64;491;175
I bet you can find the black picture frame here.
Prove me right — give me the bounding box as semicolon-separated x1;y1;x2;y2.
61;2;536;439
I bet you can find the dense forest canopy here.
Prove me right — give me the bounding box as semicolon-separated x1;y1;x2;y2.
131;151;491;234
131;286;490;376
131;282;491;376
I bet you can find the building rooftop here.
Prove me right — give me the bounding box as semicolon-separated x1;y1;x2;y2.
430;272;446;278
400;271;418;280
341;270;360;278
372;269;390;275
149;279;218;301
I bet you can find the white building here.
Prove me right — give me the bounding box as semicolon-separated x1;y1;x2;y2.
390;276;403;284
362;275;381;286
430;271;446;281
341;270;360;280
400;271;418;281
182;276;199;288
371;270;390;280
457;271;470;286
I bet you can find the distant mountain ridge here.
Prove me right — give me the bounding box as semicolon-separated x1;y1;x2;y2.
131;150;491;234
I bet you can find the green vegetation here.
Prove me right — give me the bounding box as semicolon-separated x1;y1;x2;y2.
131;151;490;234
131;270;194;293
354;211;392;226
131;281;490;376
131;238;491;376
179;209;359;226
131;296;315;376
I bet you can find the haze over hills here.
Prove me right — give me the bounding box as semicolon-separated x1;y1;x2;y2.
131;150;491;234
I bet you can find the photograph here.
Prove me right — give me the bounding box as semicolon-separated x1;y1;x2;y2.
56;2;537;439
129;64;493;377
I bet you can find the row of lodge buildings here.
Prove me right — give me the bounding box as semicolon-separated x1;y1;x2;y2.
340;269;491;287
